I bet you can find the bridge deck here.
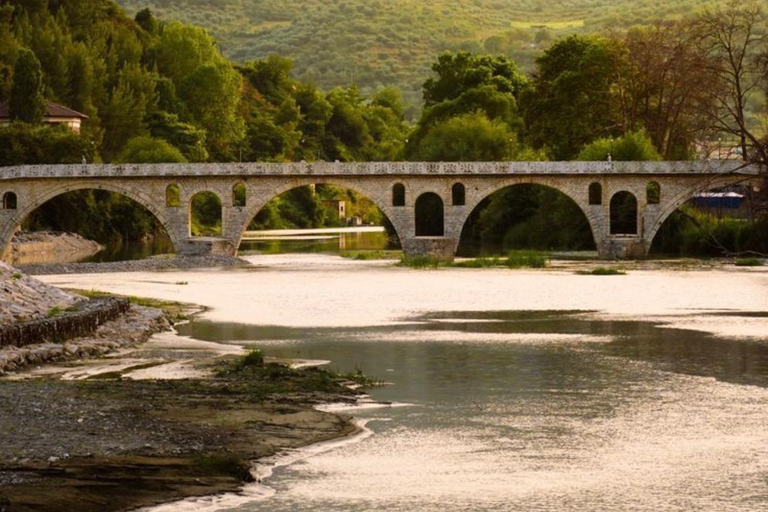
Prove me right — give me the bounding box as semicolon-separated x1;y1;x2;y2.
0;161;760;180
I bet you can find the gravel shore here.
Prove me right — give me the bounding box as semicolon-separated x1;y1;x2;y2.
20;254;250;275
0;261;364;512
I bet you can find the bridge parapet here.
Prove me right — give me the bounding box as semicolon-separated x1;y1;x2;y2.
0;160;759;180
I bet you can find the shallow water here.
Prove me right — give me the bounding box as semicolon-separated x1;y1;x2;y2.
40;256;768;511
175;311;768;512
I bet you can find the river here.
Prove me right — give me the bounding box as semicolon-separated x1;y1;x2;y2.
39;255;768;511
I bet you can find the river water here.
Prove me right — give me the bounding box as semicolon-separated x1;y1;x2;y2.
40;256;768;511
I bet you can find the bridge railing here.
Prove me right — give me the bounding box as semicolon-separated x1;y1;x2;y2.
0;160;760;180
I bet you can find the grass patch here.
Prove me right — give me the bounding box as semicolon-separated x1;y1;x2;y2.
451;257;503;268
734;258;763;267
46;306;63;318
504;250;549;268
399;251;550;269
66;289;191;323
340;250;403;260
576;267;626;275
216;350;381;399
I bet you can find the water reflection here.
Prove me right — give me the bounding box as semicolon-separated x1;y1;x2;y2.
239;231;392;255
174;310;768;511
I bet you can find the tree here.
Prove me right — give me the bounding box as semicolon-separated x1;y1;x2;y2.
622;23;714;159
423;52;528;108
523;35;628;160
412;113;513;162
154;22;222;85
9;48;46;124
134;8;158;36
692;0;767;165
408;52;527;158
178;63;245;159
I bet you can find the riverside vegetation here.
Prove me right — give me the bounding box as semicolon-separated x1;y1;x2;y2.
0;0;766;257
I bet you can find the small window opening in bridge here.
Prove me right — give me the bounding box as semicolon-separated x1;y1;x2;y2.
233;183;246;207
2;192;17;210
190;191;222;236
166;185;180;208
415;192;444;236
392;183;405;207
588;182;602;205
610;191;638;235
452;183;465;206
646;181;660;204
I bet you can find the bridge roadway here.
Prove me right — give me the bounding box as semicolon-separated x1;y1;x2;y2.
0;161;761;260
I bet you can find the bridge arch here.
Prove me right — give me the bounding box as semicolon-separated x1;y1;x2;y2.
232;178;405;249
456;178;599;254
0;181;179;256
644;177;737;249
190;190;223;237
610;191;638;235
415;192;444;236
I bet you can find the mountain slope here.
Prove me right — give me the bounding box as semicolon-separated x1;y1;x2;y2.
110;0;726;106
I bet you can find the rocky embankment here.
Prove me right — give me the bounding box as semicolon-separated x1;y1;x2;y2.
6;232;102;266
0;261;169;374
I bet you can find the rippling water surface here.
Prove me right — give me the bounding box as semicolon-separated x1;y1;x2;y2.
177;311;768;512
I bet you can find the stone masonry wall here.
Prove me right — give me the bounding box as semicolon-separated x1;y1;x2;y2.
0;297;130;348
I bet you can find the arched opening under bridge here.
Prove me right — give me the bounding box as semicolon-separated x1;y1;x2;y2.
609;192;638;235
190;191;223;237
13;188;172;265
415;193;444;237
241;183;400;255
458;183;595;257
649;184;764;257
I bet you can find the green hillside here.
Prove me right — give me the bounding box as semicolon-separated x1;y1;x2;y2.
115;0;724;109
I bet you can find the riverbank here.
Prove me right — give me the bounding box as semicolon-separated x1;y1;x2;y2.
0;263;369;512
21;254;249;275
5;232;102;267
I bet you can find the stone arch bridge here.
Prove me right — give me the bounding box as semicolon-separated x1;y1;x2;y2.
0;161;760;260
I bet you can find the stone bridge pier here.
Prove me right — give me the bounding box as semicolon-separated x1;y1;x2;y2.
0;161;759;263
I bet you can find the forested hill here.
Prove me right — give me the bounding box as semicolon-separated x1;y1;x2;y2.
115;0;725;109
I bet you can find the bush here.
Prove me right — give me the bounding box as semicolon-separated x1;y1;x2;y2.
116;136;188;163
0;123;93;165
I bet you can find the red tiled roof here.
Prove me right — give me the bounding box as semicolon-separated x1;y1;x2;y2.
0;100;88;119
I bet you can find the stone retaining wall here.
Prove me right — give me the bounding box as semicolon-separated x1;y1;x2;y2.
0;297;130;348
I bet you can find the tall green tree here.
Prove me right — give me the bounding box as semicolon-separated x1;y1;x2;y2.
523;35;628;160
408;52;528;159
9;48;46;123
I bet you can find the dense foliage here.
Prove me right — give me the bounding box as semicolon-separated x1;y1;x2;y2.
113;0;735;110
0;0;765;255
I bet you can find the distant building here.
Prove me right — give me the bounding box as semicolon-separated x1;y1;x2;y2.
0;101;88;133
324;199;346;220
691;191;749;218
